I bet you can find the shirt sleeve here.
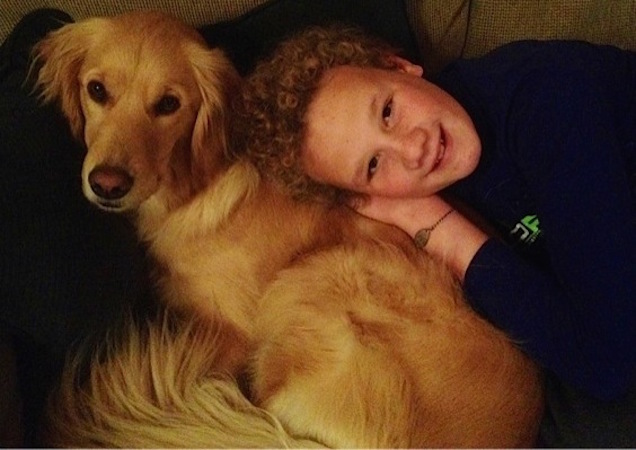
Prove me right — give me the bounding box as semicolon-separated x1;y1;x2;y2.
464;42;636;401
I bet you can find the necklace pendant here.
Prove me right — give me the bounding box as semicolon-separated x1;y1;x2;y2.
414;228;431;249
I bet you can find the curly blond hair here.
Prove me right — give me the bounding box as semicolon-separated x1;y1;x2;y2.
233;25;399;204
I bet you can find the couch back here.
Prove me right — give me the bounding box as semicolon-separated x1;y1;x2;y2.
407;0;636;73
2;0;634;74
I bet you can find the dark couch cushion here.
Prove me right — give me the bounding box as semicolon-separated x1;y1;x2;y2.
200;0;419;75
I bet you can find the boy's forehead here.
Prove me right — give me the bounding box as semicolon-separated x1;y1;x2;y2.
316;65;399;112
314;67;367;110
318;66;384;103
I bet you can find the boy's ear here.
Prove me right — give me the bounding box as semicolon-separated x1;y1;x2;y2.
389;55;424;77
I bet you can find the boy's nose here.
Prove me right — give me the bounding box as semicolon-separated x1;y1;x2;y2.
396;127;426;169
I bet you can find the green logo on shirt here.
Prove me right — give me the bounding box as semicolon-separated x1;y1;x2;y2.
510;214;542;245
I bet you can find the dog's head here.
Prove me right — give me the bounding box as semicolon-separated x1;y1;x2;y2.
33;11;240;212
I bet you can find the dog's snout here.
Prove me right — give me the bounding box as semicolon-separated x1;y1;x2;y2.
88;165;134;200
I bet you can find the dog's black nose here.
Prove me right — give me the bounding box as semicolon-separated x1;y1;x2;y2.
88;165;134;200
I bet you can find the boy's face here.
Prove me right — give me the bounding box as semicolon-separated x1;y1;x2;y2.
303;63;481;198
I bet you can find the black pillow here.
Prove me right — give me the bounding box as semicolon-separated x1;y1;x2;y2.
200;0;420;76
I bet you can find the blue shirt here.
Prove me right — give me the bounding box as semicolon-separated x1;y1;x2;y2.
434;40;636;400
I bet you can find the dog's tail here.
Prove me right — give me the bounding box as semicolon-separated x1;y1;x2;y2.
41;311;323;448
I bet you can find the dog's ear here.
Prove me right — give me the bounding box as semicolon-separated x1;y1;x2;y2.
32;19;102;141
187;45;241;188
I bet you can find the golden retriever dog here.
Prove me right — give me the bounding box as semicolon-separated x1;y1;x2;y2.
34;10;544;448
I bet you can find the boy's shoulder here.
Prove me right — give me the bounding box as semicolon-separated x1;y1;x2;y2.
435;39;633;117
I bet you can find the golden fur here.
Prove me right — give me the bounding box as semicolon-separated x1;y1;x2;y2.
35;11;543;448
44;313;322;448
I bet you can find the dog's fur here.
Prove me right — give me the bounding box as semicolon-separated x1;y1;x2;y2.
35;11;544;448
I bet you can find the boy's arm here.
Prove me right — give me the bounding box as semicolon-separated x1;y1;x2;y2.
469;44;636;400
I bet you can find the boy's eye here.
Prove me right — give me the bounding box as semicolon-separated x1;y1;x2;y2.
382;99;393;124
368;156;379;180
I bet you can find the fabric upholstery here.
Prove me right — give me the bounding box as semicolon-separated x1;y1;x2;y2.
3;0;635;75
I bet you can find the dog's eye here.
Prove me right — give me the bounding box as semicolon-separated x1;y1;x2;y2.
87;80;108;103
155;95;181;116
